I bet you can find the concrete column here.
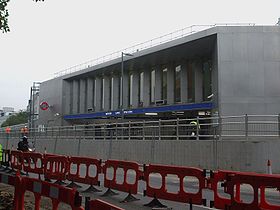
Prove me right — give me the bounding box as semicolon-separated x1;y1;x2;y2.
143;68;151;107
167;63;175;105
87;78;94;111
79;79;86;113
112;75;120;110
181;62;188;103
132;72;139;108
103;76;110;111
63;80;71;115
194;60;203;103
123;72;129;109
95;77;102;111
73;80;79;114
155;66;162;101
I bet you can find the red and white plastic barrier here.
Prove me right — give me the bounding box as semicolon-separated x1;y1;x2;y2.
10;150;23;172
44;154;69;183
19;176;84;210
103;159;142;197
22;152;44;177
143;164;206;205
225;173;280;210
67;156;102;190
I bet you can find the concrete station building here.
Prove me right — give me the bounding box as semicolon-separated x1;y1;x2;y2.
37;25;280;127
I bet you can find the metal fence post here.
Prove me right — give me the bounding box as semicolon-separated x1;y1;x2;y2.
128;121;131;140
278;113;280;138
196;116;199;140
158;119;161;140
143;120;145;140
176;118;179;140
218;116;222;140
245;114;248;140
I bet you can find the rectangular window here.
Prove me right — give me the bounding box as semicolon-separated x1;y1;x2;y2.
110;77;114;110
101;78;105;110
69;81;73;114
93;79;96;109
119;76;122;108
128;73;133;106
162;68;168;100
175;65;181;103
202;60;212;101
139;72;144;104
187;62;195;102
150;69;155;103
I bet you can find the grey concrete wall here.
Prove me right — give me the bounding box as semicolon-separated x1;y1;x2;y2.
37;78;65;127
217;26;280;116
1;136;279;173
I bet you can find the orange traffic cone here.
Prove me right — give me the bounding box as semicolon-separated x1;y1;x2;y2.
267;159;272;174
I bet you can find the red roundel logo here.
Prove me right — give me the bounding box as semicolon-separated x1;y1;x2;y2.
40;101;49;111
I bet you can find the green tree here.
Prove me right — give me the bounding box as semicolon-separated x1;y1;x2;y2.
1;111;28;127
0;0;44;33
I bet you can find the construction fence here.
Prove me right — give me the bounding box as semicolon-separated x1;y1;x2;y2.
1;115;280;140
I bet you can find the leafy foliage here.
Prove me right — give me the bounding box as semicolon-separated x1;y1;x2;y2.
1;111;28;127
0;0;10;33
0;0;44;33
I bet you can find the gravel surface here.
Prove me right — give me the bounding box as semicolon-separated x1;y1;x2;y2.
0;183;70;210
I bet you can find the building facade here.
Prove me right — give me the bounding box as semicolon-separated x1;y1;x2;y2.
36;26;280;127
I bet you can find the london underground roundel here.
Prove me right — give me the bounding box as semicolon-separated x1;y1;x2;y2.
40;101;49;111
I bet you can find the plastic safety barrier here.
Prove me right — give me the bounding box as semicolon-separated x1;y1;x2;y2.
0;172;22;210
225;173;280;210
19;176;84;210
67;156;102;191
103;159;142;201
22;152;44;178
89;199;124;210
208;170;241;209
44;154;69;183
143;164;206;205
10;150;23;172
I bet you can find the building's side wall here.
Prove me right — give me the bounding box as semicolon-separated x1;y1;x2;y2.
217;26;280;116
37;78;66;127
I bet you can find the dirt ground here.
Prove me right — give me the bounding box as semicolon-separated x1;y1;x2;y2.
0;183;71;210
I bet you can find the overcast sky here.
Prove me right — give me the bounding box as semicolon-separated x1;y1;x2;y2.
0;0;279;111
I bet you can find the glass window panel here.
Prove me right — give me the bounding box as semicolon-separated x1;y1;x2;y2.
162;68;168;100
175;65;181;103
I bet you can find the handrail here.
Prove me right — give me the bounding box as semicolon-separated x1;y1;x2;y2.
54;23;255;78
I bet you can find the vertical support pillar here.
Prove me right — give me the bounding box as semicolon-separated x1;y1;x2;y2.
132;72;139;108
143;68;151;107
87;78;94;111
167;63;175;105
79;79;86;114
95;77;102;111
155;66;162;101
194;60;203;103
180;62;188;103
73;80;79;114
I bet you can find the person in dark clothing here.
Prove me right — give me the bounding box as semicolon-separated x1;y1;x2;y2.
17;136;29;152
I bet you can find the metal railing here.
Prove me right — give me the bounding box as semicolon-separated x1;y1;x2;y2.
1;114;279;140
54;23;255;78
